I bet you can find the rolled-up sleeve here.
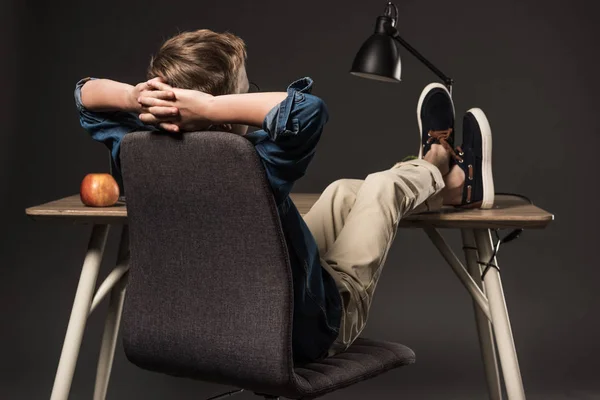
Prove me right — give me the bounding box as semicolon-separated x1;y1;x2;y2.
251;77;329;203
74;77;153;145
261;77;328;142
75;77;104;126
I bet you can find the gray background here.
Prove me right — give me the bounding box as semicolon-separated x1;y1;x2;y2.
2;0;599;398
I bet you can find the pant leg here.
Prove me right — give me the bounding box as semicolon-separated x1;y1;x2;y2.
303;179;364;340
322;159;445;356
303;166;442;258
303;178;364;256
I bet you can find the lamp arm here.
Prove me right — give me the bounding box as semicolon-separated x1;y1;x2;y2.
392;33;454;92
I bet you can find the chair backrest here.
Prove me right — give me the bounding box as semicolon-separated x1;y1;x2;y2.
120;131;295;393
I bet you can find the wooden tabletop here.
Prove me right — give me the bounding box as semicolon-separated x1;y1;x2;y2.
26;193;553;229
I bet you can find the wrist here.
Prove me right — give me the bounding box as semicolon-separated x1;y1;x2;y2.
125;85;141;113
203;95;220;124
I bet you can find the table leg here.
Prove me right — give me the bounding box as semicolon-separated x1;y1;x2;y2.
94;226;129;400
474;229;526;400
51;224;110;400
462;229;502;400
423;227;491;320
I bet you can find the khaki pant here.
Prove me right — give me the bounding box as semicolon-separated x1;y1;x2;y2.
302;159;446;357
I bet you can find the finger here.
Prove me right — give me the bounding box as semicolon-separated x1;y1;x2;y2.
148;76;166;84
140;105;177;116
146;79;173;91
137;96;174;107
139;113;161;125
139;112;178;123
148;106;179;118
136;81;150;91
139;112;179;124
159;123;180;132
139;90;175;100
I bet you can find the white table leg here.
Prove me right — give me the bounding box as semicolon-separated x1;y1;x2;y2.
423;227;491;320
51;224;110;400
474;229;526;400
462;229;502;400
94;226;130;400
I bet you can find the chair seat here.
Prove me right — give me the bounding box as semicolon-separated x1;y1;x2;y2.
289;337;415;399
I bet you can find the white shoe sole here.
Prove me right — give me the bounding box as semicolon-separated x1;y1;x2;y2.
466;108;494;209
416;82;455;159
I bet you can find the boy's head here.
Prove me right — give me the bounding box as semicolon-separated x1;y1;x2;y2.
148;29;249;95
148;29;250;134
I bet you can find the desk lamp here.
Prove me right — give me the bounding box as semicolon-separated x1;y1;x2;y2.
350;2;454;94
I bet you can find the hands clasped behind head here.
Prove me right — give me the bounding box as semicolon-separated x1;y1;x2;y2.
137;79;214;133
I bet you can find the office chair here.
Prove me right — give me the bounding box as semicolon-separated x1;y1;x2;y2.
119;131;415;399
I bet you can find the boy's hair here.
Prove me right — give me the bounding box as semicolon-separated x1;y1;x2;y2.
148;29;247;96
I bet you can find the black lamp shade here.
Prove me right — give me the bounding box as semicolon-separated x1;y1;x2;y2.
350;33;402;83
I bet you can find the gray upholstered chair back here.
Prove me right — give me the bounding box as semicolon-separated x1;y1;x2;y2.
120;131;295;393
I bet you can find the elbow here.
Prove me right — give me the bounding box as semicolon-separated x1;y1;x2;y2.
303;94;329;130
79;81;91;109
75;78;96;111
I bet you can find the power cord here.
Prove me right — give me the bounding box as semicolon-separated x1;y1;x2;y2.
476;192;532;280
494;192;533;205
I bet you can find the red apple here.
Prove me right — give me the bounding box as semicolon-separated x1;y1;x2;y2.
80;173;120;207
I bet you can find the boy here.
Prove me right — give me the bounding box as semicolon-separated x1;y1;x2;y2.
75;29;494;365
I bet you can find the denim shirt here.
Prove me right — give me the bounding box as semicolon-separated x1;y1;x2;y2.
74;77;342;364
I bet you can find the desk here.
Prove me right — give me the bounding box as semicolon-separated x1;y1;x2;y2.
26;193;553;400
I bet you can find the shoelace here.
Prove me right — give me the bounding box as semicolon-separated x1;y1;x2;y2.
427;128;464;164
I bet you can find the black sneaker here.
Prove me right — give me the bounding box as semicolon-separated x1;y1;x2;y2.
417;83;456;161
455;108;494;209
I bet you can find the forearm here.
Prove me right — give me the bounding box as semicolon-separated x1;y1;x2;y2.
80;79;138;112
206;92;288;127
